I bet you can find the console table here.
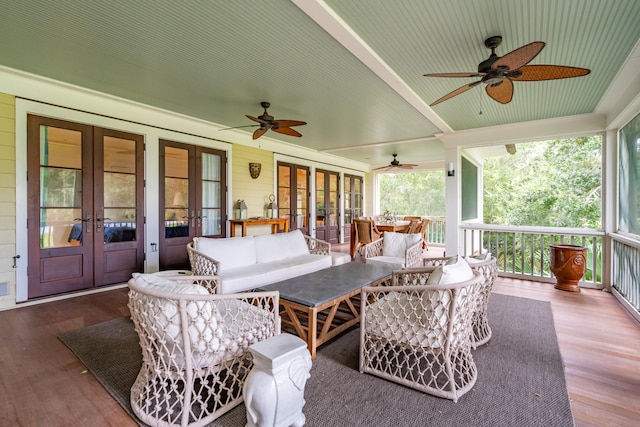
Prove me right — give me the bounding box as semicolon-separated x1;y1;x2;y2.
229;218;289;237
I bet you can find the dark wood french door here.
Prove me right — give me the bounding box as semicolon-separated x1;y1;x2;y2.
277;162;310;234
315;169;340;244
27;115;145;299
159;140;227;270
343;174;363;244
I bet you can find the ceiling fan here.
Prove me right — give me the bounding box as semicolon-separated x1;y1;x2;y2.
424;36;590;106
373;154;418;171
221;101;306;140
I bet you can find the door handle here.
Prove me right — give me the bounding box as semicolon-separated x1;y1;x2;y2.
74;217;92;222
95;213;111;231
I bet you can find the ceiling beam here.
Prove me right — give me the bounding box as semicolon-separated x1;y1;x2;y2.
292;0;453;134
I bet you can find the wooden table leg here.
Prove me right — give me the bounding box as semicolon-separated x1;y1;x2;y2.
308;306;318;360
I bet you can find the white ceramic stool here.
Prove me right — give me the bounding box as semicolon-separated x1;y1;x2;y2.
244;334;312;427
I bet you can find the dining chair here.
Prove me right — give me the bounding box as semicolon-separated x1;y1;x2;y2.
354;218;382;256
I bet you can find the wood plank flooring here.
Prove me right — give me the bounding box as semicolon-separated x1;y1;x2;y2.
0;247;638;426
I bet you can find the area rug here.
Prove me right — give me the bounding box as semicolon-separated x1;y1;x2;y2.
58;293;574;427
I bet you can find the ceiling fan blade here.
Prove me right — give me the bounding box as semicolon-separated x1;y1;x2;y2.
511;65;591;81
400;163;418;167
246;114;269;124
272;127;302;137
493;41;545;71
430;81;482;106
273;119;307;127
252;128;268;140
424;72;483;78
486;79;514;104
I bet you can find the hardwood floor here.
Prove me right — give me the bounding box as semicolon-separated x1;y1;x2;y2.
0;248;638;426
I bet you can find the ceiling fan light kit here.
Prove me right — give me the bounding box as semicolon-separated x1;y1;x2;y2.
424;36;590;106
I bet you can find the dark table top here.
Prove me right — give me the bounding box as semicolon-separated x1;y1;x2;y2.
259;262;393;307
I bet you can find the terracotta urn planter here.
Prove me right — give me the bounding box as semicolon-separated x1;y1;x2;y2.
550;244;587;292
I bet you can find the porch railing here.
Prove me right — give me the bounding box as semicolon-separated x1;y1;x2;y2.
611;234;640;320
460;223;604;289
425;216;445;246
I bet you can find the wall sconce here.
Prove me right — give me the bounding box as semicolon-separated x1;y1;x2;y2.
447;162;455;177
249;162;262;179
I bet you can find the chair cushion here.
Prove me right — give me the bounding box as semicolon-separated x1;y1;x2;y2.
426;256;474;285
194;236;257;272
382;232;422;258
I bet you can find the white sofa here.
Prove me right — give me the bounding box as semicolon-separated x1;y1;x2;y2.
187;229;332;294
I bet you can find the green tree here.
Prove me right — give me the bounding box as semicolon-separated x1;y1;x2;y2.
379;170;446;216
483;136;602;228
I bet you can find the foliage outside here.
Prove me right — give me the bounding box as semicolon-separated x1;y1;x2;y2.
379;170;446;217
483;136;602;228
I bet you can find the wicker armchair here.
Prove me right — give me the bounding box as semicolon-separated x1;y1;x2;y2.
424;256;498;347
360;267;482;402
363;231;423;270
353;218;382;256
128;273;280;427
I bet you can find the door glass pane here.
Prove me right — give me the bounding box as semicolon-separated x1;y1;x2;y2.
202;152;222;237
278;164;291;220
39;125;83;248
103;136;137;242
296;168;308;228
165;147;189;238
201;208;221;235
344;176;352;225
329;174;338;226
316;171;325;227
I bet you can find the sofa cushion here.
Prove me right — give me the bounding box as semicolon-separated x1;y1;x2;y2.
218;254;331;294
194;236;257;272
254;230;310;263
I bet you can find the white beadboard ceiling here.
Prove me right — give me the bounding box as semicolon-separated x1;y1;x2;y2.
0;0;639;168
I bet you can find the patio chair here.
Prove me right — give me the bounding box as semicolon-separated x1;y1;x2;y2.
127;273;280;427
363;231;423;270
360;260;482;402
354;218;382;256
424;254;498;347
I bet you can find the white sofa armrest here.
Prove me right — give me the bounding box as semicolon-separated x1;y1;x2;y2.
187;242;221;276
163;274;222;294
304;235;331;255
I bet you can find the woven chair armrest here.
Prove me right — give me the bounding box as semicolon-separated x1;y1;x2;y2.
161;275;222;294
364;238;384;258
304;235;331;255
423;256;450;268
404;241;423;268
187;242;221;276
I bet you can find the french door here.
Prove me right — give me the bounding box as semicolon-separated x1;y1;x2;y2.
159;140;227;270
343;174;363;244
27;115;145;299
277;162;309;234
315;169;340;244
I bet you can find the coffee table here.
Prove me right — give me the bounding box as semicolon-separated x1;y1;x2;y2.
259;263;393;359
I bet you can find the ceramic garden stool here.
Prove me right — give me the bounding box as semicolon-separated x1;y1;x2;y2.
244;334;312;427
